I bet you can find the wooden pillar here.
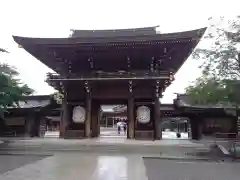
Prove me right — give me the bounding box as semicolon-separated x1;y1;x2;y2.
154;98;161;140
59;97;69;138
190;115;202;140
91;100;99;138
25;116;34;137
236;110;240;136
85;93;91;137
128;96;134;139
34;114;41;137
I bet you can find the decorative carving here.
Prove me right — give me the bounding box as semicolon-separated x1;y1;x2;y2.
137;106;150;124
128;80;132;93
150;57;154;72
72;106;86;123
68;60;72;74
156;80;160;97
127;56;131;69
169;72;175;81
84;81;90;93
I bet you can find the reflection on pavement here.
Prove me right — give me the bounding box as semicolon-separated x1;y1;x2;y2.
94;156;128;180
0;153;148;180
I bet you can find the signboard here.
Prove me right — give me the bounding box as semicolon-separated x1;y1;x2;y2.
137;106;150;124
72;106;86;123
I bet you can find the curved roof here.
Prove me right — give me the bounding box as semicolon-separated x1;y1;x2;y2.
12;27;206;75
70;26;159;38
13;27;206;46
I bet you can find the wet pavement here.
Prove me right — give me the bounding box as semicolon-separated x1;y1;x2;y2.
0;135;237;179
0;154;48;174
0;152;240;180
144;158;240;180
0;153;148;180
0;137;209;157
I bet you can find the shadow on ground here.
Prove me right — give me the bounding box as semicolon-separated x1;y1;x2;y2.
0;154;50;174
143;158;240;180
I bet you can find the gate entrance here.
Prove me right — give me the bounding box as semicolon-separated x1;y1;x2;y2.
162;117;190;139
99;104;127;138
90;99;128;139
13;26;206;140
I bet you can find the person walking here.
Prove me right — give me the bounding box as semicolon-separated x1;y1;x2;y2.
116;121;122;135
123;122;127;134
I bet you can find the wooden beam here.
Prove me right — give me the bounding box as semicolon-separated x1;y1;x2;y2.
48;76;170;81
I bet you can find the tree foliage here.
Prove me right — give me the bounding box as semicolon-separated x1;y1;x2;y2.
0;48;8;53
52;92;63;104
192;16;240;79
185;76;240;106
185;16;240;105
0;61;34;116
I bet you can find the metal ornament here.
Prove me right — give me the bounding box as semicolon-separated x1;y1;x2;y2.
137;106;150;124
72;106;86;123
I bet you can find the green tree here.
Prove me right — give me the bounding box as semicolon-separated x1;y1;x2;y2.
185;16;240;105
185;76;240;106
0;52;34;116
0;48;8;53
52;92;63;104
193;16;240;79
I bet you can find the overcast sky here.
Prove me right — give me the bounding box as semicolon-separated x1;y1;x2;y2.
0;0;239;103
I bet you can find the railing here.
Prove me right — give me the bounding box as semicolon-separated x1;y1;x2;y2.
47;71;172;81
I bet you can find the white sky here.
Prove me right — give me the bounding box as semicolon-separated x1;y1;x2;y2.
0;0;239;103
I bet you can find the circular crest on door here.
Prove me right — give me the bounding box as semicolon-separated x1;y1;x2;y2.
137;106;150;124
72;106;86;123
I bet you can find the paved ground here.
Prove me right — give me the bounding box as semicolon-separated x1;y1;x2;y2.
44;129;189;139
0;138;210;160
0;133;238;179
144;158;240;180
0;152;240;180
0;155;48;174
0;153;148;180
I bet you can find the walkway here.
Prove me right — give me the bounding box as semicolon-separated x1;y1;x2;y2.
44;129;189;139
1;152;240;180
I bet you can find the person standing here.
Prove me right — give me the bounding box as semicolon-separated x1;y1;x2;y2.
116;121;122;134
123;122;127;134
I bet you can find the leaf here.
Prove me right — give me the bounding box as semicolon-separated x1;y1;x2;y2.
192;16;240;79
0;48;9;53
0;63;34;116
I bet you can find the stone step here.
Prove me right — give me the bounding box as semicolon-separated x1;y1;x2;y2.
0;143;210;157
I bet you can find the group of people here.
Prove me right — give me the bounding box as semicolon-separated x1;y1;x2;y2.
116;121;127;135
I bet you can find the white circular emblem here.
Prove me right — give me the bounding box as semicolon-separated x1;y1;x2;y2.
72;106;86;123
137;106;150;124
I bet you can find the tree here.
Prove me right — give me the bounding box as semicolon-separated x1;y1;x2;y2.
0;48;8;53
193;16;240;79
0;56;34;116
185;16;240;105
185;76;240;106
52;92;63;104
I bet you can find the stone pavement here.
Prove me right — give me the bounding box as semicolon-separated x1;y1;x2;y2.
0;137;209;157
0;154;48;174
1;152;240;180
0;153;148;180
144;158;240;180
44;129;189;139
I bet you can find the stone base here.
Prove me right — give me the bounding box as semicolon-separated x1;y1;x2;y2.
135;130;154;140
64;130;85;139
